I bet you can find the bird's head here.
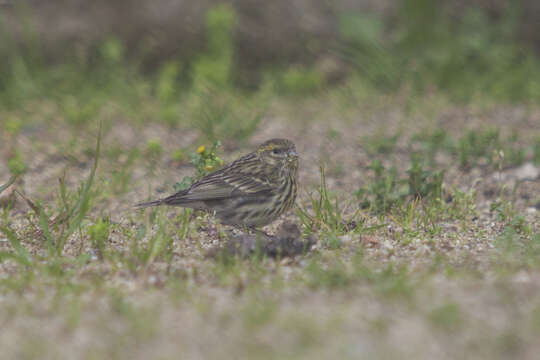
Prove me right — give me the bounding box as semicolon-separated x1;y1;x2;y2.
257;138;298;173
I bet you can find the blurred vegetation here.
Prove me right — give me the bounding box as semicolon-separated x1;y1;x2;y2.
337;0;540;102
0;0;539;143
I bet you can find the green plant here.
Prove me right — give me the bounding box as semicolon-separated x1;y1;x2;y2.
33;122;102;256
130;214;175;270
407;155;444;200
7;150;26;176
190;142;223;177
3;116;23;135
173;141;223;192
362;133;399;155
320;233;343;250
280;66;324;95
502;133;525;167
446;187;477;223
87;217;111;261
356;156;444;216
456;128;500;168
100;38;124;65
410;129;451;165
171;148;187;164
355;160;404;213
389;199;420;241
145;139;163;159
297;166;359;236
508;214;531;235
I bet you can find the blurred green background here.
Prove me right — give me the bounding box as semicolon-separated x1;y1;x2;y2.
0;0;540;102
1;0;539;132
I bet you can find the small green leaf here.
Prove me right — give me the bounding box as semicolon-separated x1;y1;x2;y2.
0;175;17;195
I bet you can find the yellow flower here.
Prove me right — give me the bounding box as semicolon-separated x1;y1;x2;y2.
205;164;213;171
197;145;205;154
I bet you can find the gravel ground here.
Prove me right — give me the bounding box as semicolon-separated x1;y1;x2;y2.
0;99;539;359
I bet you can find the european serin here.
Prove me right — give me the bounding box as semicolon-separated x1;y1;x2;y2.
136;138;298;228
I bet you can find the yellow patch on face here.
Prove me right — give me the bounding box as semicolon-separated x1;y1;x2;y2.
258;144;277;154
257;139;295;157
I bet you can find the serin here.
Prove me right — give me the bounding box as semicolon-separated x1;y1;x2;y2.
136;138;298;228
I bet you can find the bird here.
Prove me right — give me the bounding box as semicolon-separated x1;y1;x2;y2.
136;138;298;229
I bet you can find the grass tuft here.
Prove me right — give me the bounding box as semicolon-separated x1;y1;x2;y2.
297;166;360;237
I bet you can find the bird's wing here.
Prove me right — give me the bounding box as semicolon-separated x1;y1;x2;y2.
181;171;273;201
175;155;275;202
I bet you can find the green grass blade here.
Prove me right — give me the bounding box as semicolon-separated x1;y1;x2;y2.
64;121;102;243
0;175;17;195
39;207;56;256
0;225;32;266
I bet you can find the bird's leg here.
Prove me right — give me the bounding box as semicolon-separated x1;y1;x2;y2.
229;224;272;239
249;226;273;240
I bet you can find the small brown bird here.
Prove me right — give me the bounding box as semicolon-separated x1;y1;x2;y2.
136;138;298;228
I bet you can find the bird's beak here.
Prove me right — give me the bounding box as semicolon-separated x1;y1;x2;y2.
287;150;298;161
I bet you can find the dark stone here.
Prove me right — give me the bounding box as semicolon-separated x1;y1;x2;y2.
207;222;315;259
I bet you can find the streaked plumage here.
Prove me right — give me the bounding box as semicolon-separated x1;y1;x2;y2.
136;138;298;228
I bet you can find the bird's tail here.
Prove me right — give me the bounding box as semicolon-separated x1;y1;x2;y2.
134;198;164;209
135;189;190;209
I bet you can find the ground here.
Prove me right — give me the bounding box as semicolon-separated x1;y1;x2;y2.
0;93;539;360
